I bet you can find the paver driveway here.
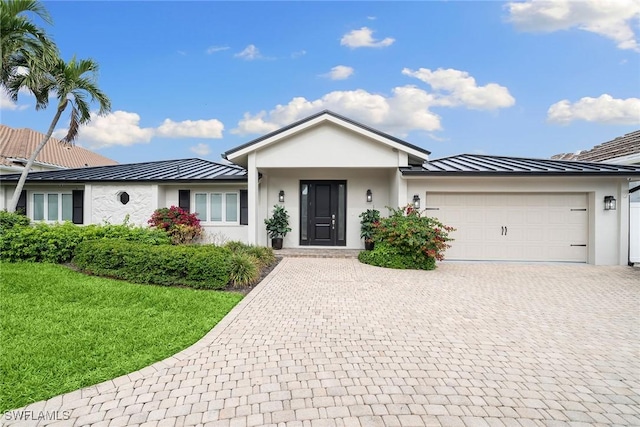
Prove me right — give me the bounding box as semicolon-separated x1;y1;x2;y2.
3;259;639;427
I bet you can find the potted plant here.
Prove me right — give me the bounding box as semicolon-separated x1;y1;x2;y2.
264;205;292;250
359;208;380;250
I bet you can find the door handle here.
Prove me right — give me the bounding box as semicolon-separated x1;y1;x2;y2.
331;214;335;230
505;226;507;236
501;226;504;236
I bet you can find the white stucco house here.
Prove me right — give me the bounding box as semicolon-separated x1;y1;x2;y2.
1;111;639;265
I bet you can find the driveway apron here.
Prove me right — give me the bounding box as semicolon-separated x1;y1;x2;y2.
3;258;639;427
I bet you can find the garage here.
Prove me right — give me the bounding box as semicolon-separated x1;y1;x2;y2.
424;192;588;262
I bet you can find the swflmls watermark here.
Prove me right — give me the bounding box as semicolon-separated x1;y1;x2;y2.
3;410;72;421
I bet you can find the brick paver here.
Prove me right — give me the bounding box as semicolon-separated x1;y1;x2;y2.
3;260;638;426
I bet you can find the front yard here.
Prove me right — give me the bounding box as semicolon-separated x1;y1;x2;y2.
0;262;243;413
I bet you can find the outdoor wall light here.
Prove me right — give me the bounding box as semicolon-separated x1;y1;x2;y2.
413;194;421;209
604;195;616;210
366;189;373;203
278;190;285;203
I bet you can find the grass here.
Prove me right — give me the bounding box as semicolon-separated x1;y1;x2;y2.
0;262;243;413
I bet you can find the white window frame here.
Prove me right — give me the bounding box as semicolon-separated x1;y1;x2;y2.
193;192;240;224
32;192;73;222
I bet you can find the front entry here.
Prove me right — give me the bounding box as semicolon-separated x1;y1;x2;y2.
300;181;346;246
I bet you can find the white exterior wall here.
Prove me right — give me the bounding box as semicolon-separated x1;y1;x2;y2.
255;124;400;168
162;184;248;244
406;176;631;266
257;168;394;248
90;183;156;226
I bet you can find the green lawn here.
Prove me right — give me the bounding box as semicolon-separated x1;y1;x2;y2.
0;262;243;413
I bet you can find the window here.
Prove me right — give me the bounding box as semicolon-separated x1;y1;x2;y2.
194;192;239;223
33;193;72;222
118;191;130;205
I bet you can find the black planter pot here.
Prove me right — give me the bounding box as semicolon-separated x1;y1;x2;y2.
364;240;375;251
271;237;283;250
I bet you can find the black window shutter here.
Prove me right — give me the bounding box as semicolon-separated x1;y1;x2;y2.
16;190;27;215
72;190;84;224
179;190;190;212
240;190;248;225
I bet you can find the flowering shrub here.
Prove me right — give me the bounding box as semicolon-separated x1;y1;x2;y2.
148;206;202;244
358;205;455;270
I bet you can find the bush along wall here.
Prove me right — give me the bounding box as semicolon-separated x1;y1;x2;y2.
0;220;170;263
358;205;455;270
73;240;231;290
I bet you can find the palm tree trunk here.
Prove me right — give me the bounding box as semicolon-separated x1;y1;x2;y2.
7;100;67;212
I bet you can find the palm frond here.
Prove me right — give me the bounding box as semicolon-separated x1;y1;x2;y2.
63;104;80;144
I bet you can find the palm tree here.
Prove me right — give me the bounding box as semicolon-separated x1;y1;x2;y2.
1;0;58;107
6;56;111;212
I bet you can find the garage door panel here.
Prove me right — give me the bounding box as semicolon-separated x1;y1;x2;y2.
426;193;588;262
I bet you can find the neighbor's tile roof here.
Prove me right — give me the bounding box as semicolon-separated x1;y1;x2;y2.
0;158;247;182
401;154;640;176
551;130;640;163
0;124;118;169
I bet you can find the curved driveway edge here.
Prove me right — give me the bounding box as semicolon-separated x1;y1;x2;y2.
3;259;639;427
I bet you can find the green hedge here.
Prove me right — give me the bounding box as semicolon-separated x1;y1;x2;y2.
0;221;170;263
358;242;435;270
73;240;231;290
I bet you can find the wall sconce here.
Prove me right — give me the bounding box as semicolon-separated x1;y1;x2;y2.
278;190;285;203
412;194;420;209
366;189;373;203
604;195;616;210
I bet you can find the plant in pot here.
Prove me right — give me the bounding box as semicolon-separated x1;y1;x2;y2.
264;205;291;250
359;208;380;250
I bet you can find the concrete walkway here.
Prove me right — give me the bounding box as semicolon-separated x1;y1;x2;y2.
3;259;639;427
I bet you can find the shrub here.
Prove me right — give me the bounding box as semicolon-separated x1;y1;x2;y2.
0;222;170;263
73;240;231;290
148;206;202;244
224;241;276;268
358;205;455;270
228;252;260;288
358;242;435;270
0;211;30;232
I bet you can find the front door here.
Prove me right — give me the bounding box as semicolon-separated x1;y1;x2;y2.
300;181;346;246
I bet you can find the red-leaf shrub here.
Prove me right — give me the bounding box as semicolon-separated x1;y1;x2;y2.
148;206;202;244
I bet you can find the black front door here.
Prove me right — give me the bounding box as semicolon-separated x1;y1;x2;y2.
300;181;346;246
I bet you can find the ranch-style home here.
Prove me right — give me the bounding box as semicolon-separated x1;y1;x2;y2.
1;111;639;265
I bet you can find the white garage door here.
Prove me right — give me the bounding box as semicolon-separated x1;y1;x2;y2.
425;193;588;262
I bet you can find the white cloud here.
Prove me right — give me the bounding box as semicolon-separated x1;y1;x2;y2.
340;27;395;49
323;65;354;80
547;94;640;125
291;50;307;59
206;45;230;54
156;118;224;138
53;110;225;149
233;67;514;136
402;68;516;110
234;44;263;60
190;143;211;156
506;0;640;51
0;91;29;111
53;111;155;148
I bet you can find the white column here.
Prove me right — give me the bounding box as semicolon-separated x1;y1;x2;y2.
247;153;258;244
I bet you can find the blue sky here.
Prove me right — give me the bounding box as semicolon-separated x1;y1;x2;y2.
1;0;639;164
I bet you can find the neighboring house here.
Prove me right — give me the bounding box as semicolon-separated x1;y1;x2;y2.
0;124;118;174
552;129;640;165
1;111;639;265
553;129;640;264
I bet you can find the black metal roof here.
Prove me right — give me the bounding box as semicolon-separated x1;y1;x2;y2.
0;158;247;183
402;154;640;176
223;110;431;158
